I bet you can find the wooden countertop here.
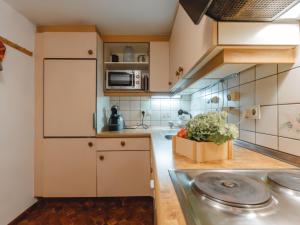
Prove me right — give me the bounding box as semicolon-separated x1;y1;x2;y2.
98;128;296;225
97;128;151;138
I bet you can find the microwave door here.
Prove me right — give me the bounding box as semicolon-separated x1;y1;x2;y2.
108;71;134;89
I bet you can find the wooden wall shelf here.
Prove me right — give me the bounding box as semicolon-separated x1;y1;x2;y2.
0;35;33;57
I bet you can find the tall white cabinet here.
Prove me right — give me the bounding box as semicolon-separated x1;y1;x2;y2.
35;30;100;197
44;59;96;137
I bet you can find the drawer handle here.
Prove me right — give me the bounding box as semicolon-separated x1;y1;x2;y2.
99;155;104;161
88;49;93;55
121;141;125;146
88;142;93;147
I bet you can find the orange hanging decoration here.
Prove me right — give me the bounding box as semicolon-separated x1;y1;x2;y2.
0;41;6;71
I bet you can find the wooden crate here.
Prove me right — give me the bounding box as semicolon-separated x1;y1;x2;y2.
172;136;233;163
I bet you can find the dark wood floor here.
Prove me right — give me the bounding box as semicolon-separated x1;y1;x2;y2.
11;197;154;225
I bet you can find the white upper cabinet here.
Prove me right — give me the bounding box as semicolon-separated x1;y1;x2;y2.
44;59;96;137
169;5;300;92
218;22;300;46
43;32;97;58
150;41;170;92
169;5;217;88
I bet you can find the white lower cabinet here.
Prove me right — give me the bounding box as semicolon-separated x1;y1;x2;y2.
38;138;151;197
97;151;151;197
41;138;97;197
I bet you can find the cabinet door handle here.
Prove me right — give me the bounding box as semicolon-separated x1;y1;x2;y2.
168;82;172;85
178;66;184;74
121;141;125;146
93;113;96;130
88;49;93;55
88;142;93;147
99;155;104;161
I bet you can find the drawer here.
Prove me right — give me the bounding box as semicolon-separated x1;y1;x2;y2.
96;138;150;151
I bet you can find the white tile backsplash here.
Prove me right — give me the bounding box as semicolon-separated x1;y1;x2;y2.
161;99;171;110
151;99;161;111
256;75;277;105
240;116;255;132
119;100;130;110
110;96;190;127
130;101;140;110
151;111;161;121
228;74;240;88
240;67;255;85
141;100;150;111
279;137;300;157
278;104;300;140
240;82;255;108
255;64;277;79
191;61;300;157
278;67;300;104
256;133;278;150
239;130;255;143
256;106;278;135
130;110;140;121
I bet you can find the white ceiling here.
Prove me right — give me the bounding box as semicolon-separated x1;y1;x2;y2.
4;0;178;35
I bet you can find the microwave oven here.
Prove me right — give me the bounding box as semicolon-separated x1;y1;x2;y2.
106;70;144;90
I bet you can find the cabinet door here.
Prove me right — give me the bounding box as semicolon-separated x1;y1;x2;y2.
169;5;216;87
44;59;96;137
41;139;96;197
97;151;151;197
150;42;170;92
43;32;97;58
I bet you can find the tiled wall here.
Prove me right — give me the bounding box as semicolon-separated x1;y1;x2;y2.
109;96;191;127
191;46;300;157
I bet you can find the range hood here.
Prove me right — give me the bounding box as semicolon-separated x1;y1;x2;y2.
179;0;300;24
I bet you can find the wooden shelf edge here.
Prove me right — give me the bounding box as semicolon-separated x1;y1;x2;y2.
104;91;152;97
104;62;149;64
36;25;101;37
102;35;169;42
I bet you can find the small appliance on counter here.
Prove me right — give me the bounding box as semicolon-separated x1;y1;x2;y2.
108;105;125;131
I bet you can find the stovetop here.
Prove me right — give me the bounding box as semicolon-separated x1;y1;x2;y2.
169;169;300;225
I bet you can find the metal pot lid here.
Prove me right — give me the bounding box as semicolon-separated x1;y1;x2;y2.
193;172;271;207
268;172;300;192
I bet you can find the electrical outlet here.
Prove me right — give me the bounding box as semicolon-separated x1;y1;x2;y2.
243;105;261;119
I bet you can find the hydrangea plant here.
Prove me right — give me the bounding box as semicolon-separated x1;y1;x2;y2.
185;111;239;145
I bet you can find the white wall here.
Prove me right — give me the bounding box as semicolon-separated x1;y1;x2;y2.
0;0;36;224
